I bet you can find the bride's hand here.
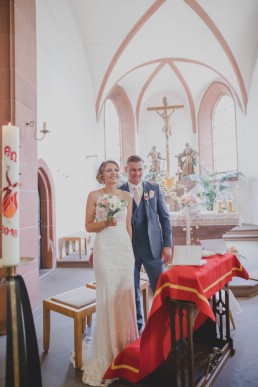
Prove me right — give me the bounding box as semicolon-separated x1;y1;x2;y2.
110;216;117;226
106;216;118;227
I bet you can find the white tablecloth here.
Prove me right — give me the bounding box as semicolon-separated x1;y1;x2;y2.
170;211;241;227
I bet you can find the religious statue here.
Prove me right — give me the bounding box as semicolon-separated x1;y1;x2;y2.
147;97;184;175
175;143;198;177
155;97;175;141
147;146;165;173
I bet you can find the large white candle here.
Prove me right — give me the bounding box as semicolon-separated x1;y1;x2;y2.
1;123;20;265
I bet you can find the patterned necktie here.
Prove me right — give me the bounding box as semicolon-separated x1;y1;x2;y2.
133;186;141;206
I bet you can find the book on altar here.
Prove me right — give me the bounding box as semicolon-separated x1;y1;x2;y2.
200;239;227;255
172;245;206;266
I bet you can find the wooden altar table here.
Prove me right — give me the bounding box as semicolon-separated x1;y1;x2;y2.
170;211;241;245
104;253;248;385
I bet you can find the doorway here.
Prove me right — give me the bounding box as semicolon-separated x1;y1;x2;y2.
38;160;56;269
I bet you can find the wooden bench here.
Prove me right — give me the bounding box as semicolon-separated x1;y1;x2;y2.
86;279;150;322
59;233;91;259
43;287;96;369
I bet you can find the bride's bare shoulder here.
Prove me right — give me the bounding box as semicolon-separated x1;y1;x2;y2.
120;190;132;201
88;189;103;201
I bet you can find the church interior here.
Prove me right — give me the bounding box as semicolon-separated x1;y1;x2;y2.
1;1;258;386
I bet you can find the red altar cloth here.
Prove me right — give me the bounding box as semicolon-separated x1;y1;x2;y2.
104;253;249;383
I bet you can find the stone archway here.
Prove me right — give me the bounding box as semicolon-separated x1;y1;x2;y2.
198;81;236;175
38;160;56;269
107;85;136;165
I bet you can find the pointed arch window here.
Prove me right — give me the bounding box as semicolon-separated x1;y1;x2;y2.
212;95;237;173
104;99;121;165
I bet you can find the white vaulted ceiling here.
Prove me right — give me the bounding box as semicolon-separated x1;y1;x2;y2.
70;0;258;126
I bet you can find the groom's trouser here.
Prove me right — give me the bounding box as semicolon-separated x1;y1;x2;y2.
134;242;165;332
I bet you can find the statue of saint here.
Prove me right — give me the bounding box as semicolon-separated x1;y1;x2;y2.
175;143;198;177
147;146;165;173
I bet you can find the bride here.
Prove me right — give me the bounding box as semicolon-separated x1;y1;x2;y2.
81;160;138;386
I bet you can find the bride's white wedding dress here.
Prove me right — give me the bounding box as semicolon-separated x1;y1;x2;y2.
79;194;138;386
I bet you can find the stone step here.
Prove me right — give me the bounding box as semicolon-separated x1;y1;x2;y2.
56;252;91;268
224;223;258;240
56;259;91;268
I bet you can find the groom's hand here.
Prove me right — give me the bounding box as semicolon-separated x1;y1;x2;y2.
162;246;172;264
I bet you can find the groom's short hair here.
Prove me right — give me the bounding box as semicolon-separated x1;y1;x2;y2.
127;155;144;164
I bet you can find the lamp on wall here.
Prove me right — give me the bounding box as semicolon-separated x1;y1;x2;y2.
26;120;50;141
85;155;98;160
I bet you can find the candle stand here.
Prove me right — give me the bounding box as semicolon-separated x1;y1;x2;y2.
0;258;42;387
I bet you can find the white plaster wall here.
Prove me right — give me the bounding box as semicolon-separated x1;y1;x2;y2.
36;0;258;247
235;57;258;224
36;0;103;249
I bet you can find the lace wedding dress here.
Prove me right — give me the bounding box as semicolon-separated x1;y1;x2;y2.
79;194;138;386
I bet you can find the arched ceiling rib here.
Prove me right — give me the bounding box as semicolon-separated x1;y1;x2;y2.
185;0;247;111
71;0;258;123
168;62;196;134
136;62;166;131
95;0;165;119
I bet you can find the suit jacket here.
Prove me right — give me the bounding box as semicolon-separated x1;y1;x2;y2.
119;181;172;258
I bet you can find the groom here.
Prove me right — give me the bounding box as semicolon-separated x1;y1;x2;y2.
120;155;172;332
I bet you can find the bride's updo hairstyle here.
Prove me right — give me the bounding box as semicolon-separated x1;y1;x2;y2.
96;160;120;183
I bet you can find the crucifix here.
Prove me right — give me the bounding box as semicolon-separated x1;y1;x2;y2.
147;97;184;175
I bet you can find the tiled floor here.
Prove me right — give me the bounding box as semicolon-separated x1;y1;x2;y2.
1;239;258;386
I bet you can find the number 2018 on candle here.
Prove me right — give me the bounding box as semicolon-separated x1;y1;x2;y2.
2;225;18;237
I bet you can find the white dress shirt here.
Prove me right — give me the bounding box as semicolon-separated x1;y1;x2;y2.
128;182;143;205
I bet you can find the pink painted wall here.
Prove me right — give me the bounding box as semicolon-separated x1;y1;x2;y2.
0;0;39;333
108;85;136;166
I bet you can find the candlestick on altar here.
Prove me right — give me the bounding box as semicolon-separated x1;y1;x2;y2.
216;193;223;213
226;192;234;213
1;123;20;265
185;206;191;245
235;184;240;212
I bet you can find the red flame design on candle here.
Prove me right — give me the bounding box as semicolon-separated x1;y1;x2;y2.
2;167;18;218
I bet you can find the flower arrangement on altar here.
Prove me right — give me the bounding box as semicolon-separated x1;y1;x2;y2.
177;193;200;210
95;194;128;222
153;173;187;200
182;167;244;211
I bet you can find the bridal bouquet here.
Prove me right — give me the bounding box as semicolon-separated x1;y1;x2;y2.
96;194;128;222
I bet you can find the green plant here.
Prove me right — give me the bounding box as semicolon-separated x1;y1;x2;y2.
182;169;244;211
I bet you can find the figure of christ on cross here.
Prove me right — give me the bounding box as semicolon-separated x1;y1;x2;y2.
147;97;184;175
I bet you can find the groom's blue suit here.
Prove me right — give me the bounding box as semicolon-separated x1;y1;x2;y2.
120;180;172;330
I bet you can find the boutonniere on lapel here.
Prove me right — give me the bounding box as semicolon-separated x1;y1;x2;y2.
144;190;155;203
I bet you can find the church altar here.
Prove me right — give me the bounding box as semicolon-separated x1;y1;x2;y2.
103;254;248;384
170;211;241;245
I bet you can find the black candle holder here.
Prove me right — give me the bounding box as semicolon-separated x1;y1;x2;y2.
0;258;42;387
